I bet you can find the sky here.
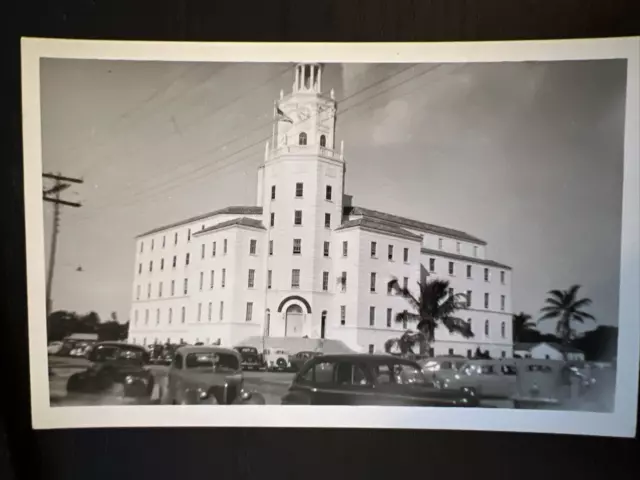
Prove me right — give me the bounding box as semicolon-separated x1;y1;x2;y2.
40;59;627;333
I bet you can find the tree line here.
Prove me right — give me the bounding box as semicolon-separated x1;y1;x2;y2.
47;310;129;342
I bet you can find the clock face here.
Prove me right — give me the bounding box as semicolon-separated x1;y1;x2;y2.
297;107;312;121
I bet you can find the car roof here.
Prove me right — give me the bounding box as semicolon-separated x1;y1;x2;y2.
307;353;420;366
177;345;241;357
94;341;146;350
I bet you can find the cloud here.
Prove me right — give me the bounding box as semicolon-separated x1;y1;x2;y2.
370;99;412;146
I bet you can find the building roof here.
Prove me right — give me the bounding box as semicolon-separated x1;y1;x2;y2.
335;217;423;241
344;206;487;245
136;206;263;238
514;342;584;354
193;217;266;235
420;248;512;270
176;345;241;357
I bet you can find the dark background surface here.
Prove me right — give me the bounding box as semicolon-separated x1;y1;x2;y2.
3;1;639;479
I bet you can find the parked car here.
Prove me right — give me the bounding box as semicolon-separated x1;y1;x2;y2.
289;351;322;372
66;342;155;401
418;356;468;383
435;359;519;400
264;348;291;371
281;354;479;406
233;346;265;371
47;341;64;355
69;342;94;357
159;346;265;405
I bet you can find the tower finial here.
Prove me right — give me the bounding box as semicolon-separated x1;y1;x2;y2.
265;141;270;160
280;89;284;100
331;88;335;100
340;140;345;159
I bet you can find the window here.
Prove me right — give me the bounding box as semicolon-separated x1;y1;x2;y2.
501;351;507;359
147;283;151;299
324;213;331;228
500;271;506;284
294;210;302;225
138;263;142;274
293;239;301;255
210;270;214;289
160;258;164;271
320;134;326;147
466;265;472;278
467;349;472;358
270;213;275;227
271;185;276;200
162;236;166;248
267;270;272;289
322;272;329;291
368;345;375;354
500;295;506;311
484;320;490;336
340;306;346;325
484;268;489;282
246;302;253;322
223;239;228;254
197;303;202;322
269;240;274;255
168;308;172;324
501;322;506;338
342;241;348;257
299;132;307;145
386;308;392;327
448;287;454;297
140;241;144;253
295;182;304;198
221;269;226;288
341;272;347;292
371;242;377;257
149;261;153;272
291;269;300;288
403;277;408;290
158;282;163;298
183;278;188;295
144;309;149;325
402;311;408;329
388;245;394;261
136;285;140;300
370;272;376;293
387;281;393;295
325;185;332;201
208;302;212;322
456;242;461;253
429;258;435;272
199;272;204;291
466;290;472;307
438;238;443;249
212;242;216;256
187;229;191;242
403;248;409;263
173;255;177;268
448;261;454;275
473;246;478;257
249;239;257;255
174;233;178;245
181;306;186;324
219;301;224;320
484;293;490;309
369;306;375;326
323;241;330;257
171;280;175;296
201;244;205;259
185;253;190;266
248;269;255;288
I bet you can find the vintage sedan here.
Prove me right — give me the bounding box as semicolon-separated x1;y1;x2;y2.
233;346;265;371
289;351;322;372
435;359;518;401
159;346;265;405
264;348;291;371
281;354;479;407
66;342;155;401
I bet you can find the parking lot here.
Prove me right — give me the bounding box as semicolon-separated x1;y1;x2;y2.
49;356;294;406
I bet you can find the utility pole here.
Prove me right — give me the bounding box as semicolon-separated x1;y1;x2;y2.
43;172;83;317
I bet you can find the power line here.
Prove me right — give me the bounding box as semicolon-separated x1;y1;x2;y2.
43;172;84;316
74;64;419;217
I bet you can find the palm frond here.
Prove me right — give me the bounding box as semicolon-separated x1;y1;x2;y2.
570;298;592;310
538;311;559;322
441;316;475;338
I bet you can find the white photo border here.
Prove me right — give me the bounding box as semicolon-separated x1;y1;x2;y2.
22;37;640;436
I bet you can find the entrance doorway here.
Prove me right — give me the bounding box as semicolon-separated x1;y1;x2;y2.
321;311;327;339
285;304;304;337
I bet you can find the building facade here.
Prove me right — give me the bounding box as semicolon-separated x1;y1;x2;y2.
128;63;514;357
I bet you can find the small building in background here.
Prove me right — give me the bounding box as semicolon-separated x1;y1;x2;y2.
514;342;585;362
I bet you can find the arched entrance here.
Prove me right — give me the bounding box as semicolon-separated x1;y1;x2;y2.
285;304;304;337
321;311;327;339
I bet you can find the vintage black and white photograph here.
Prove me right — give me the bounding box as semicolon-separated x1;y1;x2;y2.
22;39;639;436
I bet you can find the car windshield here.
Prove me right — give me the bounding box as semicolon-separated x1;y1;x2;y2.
237;347;256;354
185;352;239;372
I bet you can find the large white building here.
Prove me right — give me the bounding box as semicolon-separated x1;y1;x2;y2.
128;63;514;357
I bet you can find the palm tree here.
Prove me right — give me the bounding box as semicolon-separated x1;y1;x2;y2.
512;312;537;342
538;285;596;361
386;277;474;356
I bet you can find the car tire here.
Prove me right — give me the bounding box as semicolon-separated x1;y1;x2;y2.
66;373;83;393
276;358;288;370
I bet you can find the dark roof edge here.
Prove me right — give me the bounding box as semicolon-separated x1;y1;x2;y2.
420;248;512;270
335;220;422;242
193;218;266;236
136;206;262;238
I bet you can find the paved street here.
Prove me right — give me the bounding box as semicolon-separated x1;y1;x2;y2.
49;356;294;406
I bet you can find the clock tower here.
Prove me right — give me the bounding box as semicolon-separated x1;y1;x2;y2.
255;63;346;340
